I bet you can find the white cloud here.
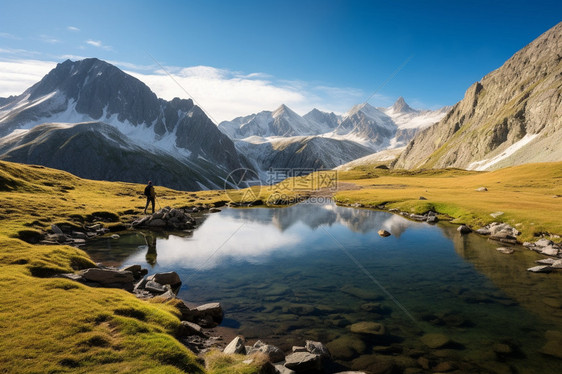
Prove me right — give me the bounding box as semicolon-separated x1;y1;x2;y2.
0;59;56;97
67;26;80;32
39;34;60;44
0;32;21;40
85;39;112;51
127;65;367;122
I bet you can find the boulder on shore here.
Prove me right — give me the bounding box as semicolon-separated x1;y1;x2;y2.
80;268;134;284
224;336;246;355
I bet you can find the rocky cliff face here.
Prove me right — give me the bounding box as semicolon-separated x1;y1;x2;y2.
395;22;562;170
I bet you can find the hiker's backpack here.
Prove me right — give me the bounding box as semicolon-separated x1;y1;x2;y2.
144;185;151;197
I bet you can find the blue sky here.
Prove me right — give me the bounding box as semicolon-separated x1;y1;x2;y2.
0;0;561;121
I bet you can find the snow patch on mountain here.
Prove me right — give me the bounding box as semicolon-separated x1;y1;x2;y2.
467;133;540;171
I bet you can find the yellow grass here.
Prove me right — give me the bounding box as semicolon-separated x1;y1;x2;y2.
329;162;562;242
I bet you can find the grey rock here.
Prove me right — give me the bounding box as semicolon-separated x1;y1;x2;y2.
284;352;322;372
475;228;491;235
133;276;148;292
178;321;204;337
120;264;142;277
476;187;488;192
410;214;426;221
457;225;472;234
292;346;307;353
194;302;224;327
536;258;557;265
72;231;88;239
144;280;167;294
496;247;514;254
59;273;84;282
149;271;181;286
51;224;64;234
305;340;331;359
536;238;554;247
541;245;559;256
426;215;438;223
418;196;427;200
527;265;552;273
224;336;246;354
249;340;285;363
552;259;562;269
80;268;134;285
148;218;166;227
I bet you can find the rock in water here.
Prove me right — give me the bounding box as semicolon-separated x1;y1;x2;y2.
350;321;386;336
305;340;331;359
527;265;552;273
284;352;322;372
457;225;472;234
496;247;514;254
378;230;391;237
150;271;181;286
420;333;451;349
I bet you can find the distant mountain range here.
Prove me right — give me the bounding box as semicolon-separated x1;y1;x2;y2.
218;97;449;173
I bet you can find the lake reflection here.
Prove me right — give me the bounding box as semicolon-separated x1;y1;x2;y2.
86;202;562;373
111;202;422;271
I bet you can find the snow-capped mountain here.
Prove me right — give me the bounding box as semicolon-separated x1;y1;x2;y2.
0;58;248;190
380;97;451;148
218;98;448;173
218;104;335;139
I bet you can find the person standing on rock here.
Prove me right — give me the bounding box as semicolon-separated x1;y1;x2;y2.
144;181;156;214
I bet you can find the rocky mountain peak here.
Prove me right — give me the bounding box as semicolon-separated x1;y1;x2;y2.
390;97;415;113
272;104;296;118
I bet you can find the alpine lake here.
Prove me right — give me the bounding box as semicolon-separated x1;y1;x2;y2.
85;201;562;373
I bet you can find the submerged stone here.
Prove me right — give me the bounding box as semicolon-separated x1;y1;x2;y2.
350;321;386;336
420;333;451;349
